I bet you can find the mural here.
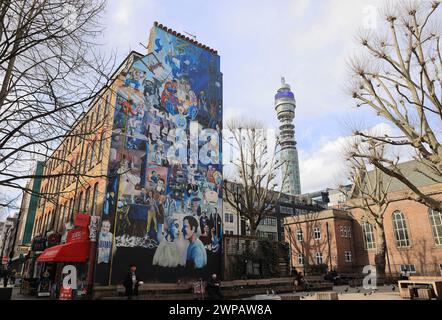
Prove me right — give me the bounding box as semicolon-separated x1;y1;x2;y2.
95;25;223;284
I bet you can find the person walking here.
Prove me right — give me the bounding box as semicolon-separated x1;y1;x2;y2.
123;264;141;299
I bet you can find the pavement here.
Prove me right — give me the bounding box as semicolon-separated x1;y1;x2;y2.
7;285;403;301
278;285;403;300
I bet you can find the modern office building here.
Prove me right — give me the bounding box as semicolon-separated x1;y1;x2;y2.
275;78;301;196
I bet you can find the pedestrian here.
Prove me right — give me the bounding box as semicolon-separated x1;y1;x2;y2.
123;264;142;299
2;269;8;288
206;273;223;300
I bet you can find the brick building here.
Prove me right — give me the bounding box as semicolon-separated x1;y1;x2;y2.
285;160;442;277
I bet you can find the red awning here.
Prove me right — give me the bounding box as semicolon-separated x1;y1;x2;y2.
37;241;90;263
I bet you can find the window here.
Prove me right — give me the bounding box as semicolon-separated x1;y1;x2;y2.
314;227;321;240
230;214;234;223
298;253;305;266
98;133;105;161
90;140;96;169
91;183;99;216
340;225;352;238
315;252;323;265
429;209;442;246
84;187;91;213
439;264;442;276
392;211;410;247
95;104;101;124
77;191;83;214
362;222;376;250
400;264;416;274
224;213;229;222
296;229;303;242
344;251;352;262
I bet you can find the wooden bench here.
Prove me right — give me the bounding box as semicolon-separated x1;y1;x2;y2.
315;292;338;300
398;276;442;300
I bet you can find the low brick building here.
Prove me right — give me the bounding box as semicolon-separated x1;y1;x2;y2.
285;160;442;278
285;209;356;275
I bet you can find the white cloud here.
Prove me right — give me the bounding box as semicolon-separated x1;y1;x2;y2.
298;122;404;193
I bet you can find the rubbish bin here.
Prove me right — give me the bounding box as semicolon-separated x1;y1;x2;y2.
0;288;13;300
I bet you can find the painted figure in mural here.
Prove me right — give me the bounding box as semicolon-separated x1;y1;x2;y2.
152;218;180;268
124;69;147;91
182;216;207;269
97;220;114;264
161;80;179;115
199;224;212;246
156;196;165;242
145;190;158;237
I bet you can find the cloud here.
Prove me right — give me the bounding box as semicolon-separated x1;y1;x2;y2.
298;122;402;193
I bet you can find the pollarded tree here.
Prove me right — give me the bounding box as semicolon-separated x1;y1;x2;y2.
223;118;288;236
346;139;393;279
349;1;442;211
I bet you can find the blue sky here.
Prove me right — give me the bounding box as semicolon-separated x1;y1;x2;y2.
102;0;391;192
1;0;398;219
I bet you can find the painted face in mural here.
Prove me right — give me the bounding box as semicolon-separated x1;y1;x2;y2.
101;221;111;235
182;217;196;241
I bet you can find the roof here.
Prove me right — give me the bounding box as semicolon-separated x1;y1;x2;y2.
153;21;218;55
351;159;442;198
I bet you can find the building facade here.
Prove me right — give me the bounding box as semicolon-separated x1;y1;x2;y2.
10;161;44;271
285;209;355;274
275;78;301;196
285;161;442;277
25;22;223;296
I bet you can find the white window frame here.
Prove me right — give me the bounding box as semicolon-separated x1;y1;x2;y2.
344;251;352;262
400;264;416;274
315;252;323;265
362;222;376;250
296;229;303;242
298;253;305;266
392;211;410;248
313;227;321;240
429;209;442;246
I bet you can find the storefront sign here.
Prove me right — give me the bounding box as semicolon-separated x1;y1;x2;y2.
75;214;91;228
67;229;89;243
17;246;30;255
59;287;73;300
89;216;101;242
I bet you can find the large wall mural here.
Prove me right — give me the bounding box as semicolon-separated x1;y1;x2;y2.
95;24;223;284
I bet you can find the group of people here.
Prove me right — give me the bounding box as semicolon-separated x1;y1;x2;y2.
122;264;222;300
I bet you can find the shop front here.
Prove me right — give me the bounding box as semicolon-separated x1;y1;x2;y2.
36;214;96;300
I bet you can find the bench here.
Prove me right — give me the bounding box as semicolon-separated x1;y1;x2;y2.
398;277;442;300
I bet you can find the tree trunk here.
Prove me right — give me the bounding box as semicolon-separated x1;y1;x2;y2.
374;222;387;283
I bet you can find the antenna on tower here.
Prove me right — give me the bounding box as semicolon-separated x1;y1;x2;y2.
183;31;197;40
281;76;286;85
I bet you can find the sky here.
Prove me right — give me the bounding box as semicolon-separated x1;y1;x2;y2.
0;0;404;220
102;0;393;193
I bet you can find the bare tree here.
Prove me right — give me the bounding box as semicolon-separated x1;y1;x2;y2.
346;139;393;279
349;1;442;210
223;118;288;236
0;0;114;208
